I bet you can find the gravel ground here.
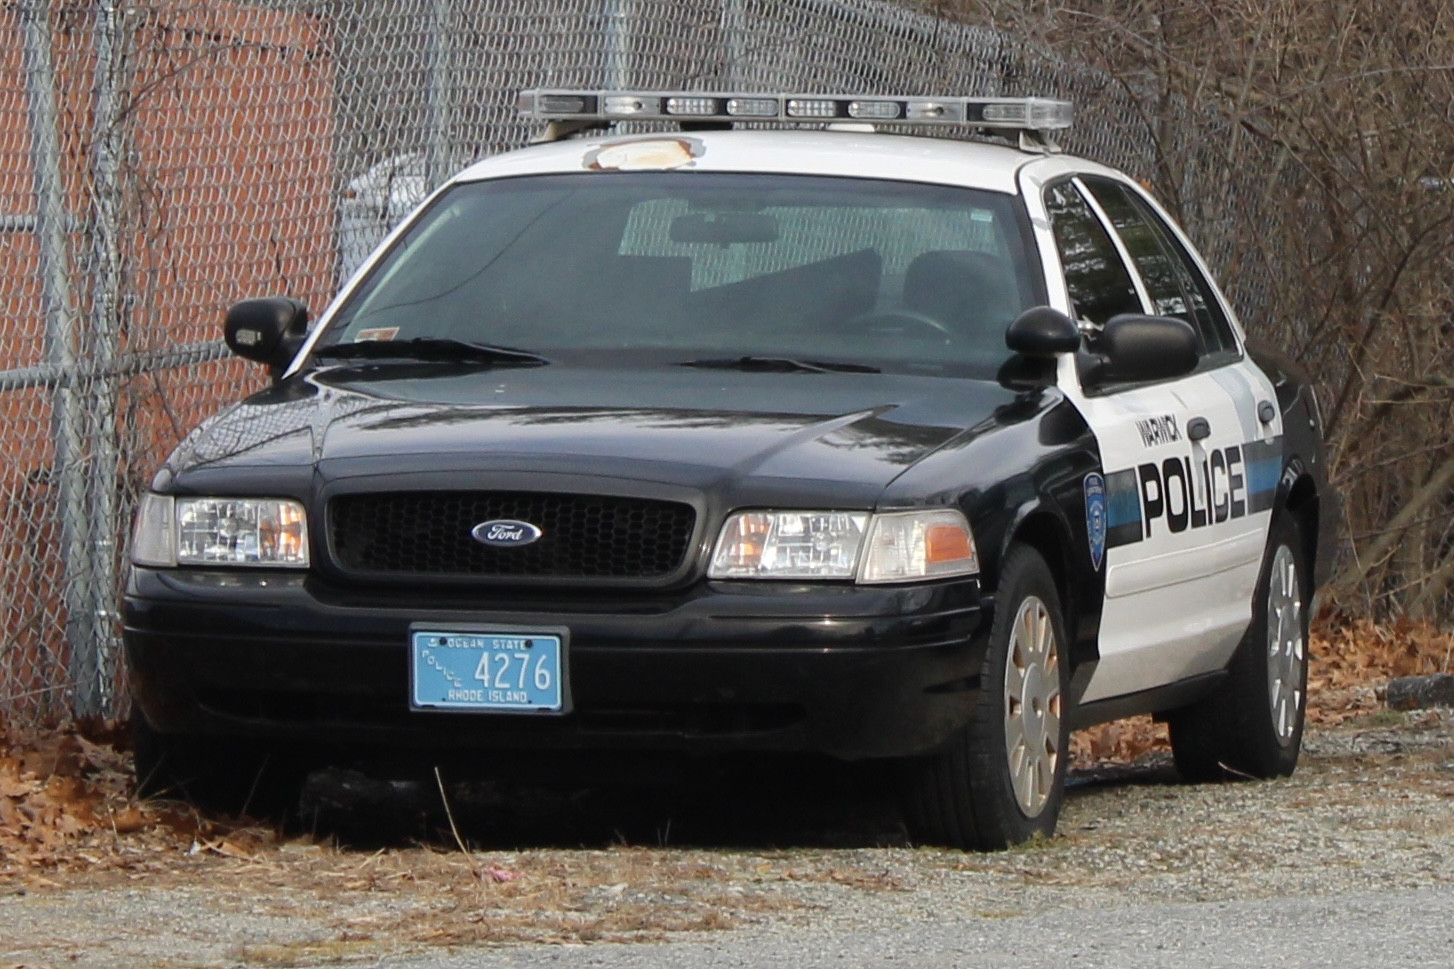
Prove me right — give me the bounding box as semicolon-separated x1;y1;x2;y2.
406;887;1454;969
2;711;1452;968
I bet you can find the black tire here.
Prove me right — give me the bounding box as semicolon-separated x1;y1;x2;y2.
1169;513;1309;781
132;714;294;815
901;545;1070;850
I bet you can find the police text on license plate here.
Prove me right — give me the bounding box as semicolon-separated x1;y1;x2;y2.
409;625;569;714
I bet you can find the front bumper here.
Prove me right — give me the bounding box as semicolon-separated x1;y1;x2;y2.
123;567;989;761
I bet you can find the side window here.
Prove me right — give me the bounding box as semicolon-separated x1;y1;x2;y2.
1134;192;1239;354
1043;180;1141;326
1082;178;1238;356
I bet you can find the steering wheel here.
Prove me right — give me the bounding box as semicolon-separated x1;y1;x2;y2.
843;309;956;342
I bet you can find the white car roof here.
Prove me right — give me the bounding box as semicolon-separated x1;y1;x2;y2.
452;128;1085;196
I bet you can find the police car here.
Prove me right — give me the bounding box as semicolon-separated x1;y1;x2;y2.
123;90;1336;850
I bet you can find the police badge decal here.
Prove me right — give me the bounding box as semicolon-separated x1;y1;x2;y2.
1084;471;1107;571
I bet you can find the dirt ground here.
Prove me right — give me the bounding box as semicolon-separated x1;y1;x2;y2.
1;620;1451;967
2;709;1452;968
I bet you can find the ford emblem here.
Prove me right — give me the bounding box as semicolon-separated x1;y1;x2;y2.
470;519;544;548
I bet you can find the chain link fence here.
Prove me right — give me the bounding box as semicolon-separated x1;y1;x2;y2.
0;0;1276;726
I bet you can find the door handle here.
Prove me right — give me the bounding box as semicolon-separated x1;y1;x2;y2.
1187;417;1211;442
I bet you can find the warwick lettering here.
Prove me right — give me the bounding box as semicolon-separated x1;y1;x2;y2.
1136;414;1181;448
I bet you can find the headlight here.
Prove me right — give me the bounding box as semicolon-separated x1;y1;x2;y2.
130;493;177;567
709;511;870;579
858;509;978;583
707;508;977;583
130;493;309;568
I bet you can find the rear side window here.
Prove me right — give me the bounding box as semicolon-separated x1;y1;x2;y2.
1081;177;1238;356
1043;180;1141;326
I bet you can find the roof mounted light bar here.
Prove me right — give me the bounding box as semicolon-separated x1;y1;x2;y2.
517;89;1073;133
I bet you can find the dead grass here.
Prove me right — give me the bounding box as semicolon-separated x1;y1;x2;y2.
0;716;811;948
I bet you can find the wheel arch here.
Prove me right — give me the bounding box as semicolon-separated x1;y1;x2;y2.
998;505;1084;670
1278;461;1321;603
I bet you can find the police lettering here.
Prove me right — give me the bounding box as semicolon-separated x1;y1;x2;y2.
1137;444;1247;539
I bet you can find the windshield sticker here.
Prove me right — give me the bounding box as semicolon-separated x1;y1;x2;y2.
585;138;702;172
1084;472;1107;571
354;327;399;342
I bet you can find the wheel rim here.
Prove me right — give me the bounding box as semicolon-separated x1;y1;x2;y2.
1265;544;1306;746
1004;595;1062;817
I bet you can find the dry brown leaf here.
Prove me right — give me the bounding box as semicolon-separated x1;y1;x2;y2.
110;807;149;835
0;795;24;832
1071;716;1168;767
0;775;32;799
206;839;255;859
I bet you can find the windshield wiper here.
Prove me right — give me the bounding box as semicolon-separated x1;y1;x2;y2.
683;355;880;374
311;338;549;366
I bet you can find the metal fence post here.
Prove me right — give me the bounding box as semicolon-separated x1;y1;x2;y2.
606;0;634;89
427;0;453;187
85;0;127;717
19;0;97;717
721;0;746;87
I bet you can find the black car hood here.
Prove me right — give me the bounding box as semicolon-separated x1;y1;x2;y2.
165;364;1023;507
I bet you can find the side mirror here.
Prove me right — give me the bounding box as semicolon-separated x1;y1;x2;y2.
1005;306;1082;356
225;297;309;378
1082;313;1198;387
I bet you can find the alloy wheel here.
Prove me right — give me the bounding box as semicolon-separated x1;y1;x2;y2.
1004;595;1062;816
1265;544;1305;745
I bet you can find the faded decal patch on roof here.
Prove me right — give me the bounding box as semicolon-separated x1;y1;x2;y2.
585;138;702;171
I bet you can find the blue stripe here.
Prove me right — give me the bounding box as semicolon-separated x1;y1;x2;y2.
1107;489;1142;527
1246;457;1280;496
1242;438;1283;498
1105;468;1142;527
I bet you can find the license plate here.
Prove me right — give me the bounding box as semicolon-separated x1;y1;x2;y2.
409;625;569;714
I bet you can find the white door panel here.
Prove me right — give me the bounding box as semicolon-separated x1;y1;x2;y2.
1024;164;1286;706
1088;538;1263;701
1103;525;1264;599
1088;574;1256;702
1074;369;1273;701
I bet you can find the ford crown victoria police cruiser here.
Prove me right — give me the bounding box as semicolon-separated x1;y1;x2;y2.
124;90;1335;850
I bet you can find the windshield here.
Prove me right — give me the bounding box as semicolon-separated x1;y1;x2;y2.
320;172;1041;375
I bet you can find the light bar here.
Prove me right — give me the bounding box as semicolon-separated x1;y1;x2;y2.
517;89;1073;133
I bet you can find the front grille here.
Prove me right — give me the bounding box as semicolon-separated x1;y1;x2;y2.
328;491;697;581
